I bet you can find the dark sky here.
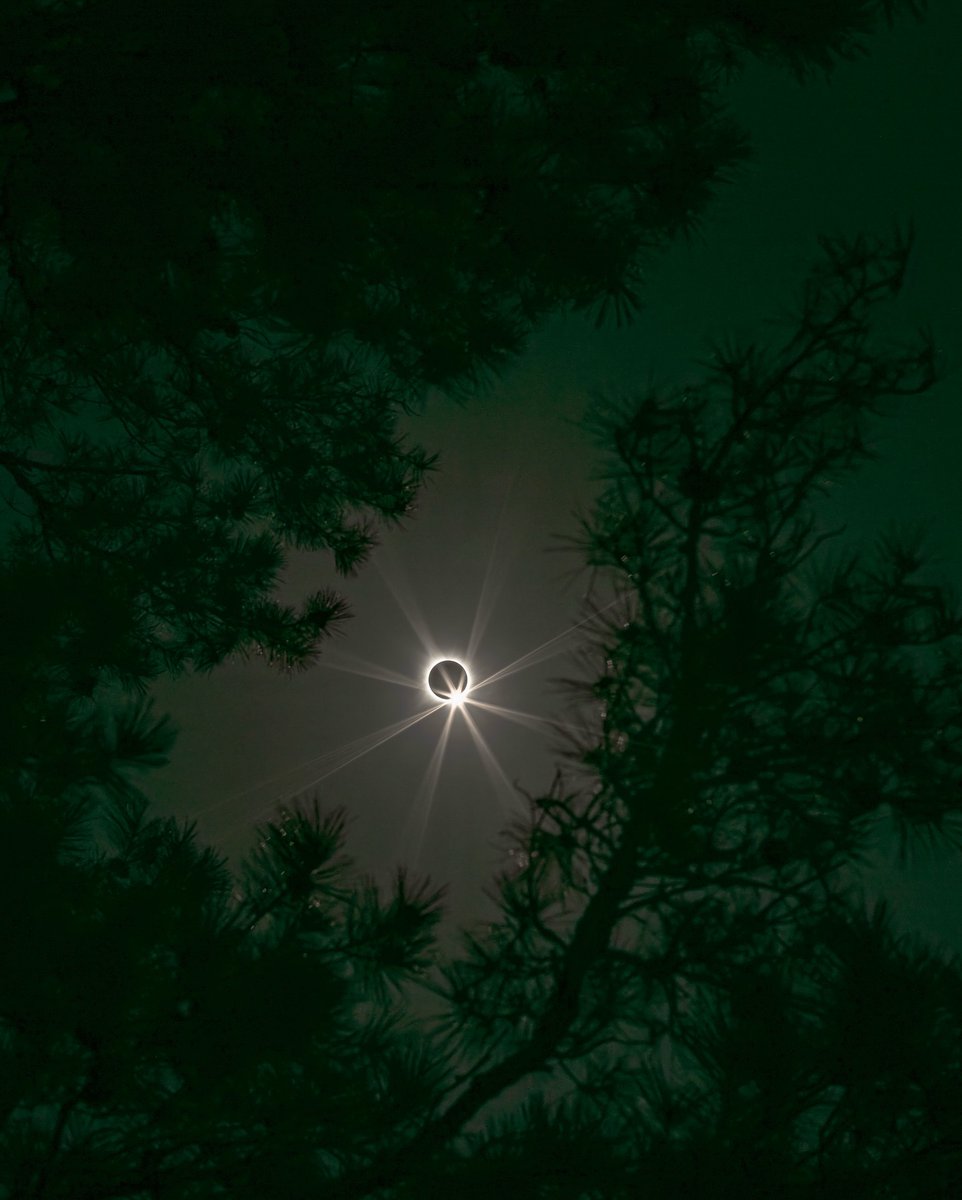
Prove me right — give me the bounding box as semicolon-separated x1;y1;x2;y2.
145;2;962;944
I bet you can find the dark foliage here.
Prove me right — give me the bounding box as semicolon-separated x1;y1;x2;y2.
4;229;960;1199
322;228;960;1198
2;1;955;1197
0;0;923;677
0;0;926;794
0;789;449;1198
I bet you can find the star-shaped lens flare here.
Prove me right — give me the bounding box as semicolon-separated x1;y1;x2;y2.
207;483;624;864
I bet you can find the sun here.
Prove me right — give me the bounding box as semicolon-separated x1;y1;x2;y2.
426;658;469;705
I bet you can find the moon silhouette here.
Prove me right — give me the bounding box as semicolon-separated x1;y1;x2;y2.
428;659;469;702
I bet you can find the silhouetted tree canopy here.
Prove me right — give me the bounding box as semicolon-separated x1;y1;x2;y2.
4;226;961;1198
2;0;923;357
0;0;928;794
3;2;955;1195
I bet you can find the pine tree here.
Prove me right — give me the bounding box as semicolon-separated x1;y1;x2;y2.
0;781;451;1199
4;228;960;1199
380;225;960;1198
3;3;956;1195
0;0;927;792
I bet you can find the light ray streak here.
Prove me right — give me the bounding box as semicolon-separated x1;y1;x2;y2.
374;551;439;661
201;704;445;819
401;706;457;867
460;705;520;816
466;466;518;664
471;597;622;692
250;702;446;822
319;651;422;690
464;697;565;737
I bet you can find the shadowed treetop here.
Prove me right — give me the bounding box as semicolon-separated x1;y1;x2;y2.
0;0;926;794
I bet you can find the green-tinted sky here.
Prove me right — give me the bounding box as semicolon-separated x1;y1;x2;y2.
146;1;962;944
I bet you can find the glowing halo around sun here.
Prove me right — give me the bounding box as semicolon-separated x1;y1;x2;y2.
427;658;469;705
214;550;625;849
